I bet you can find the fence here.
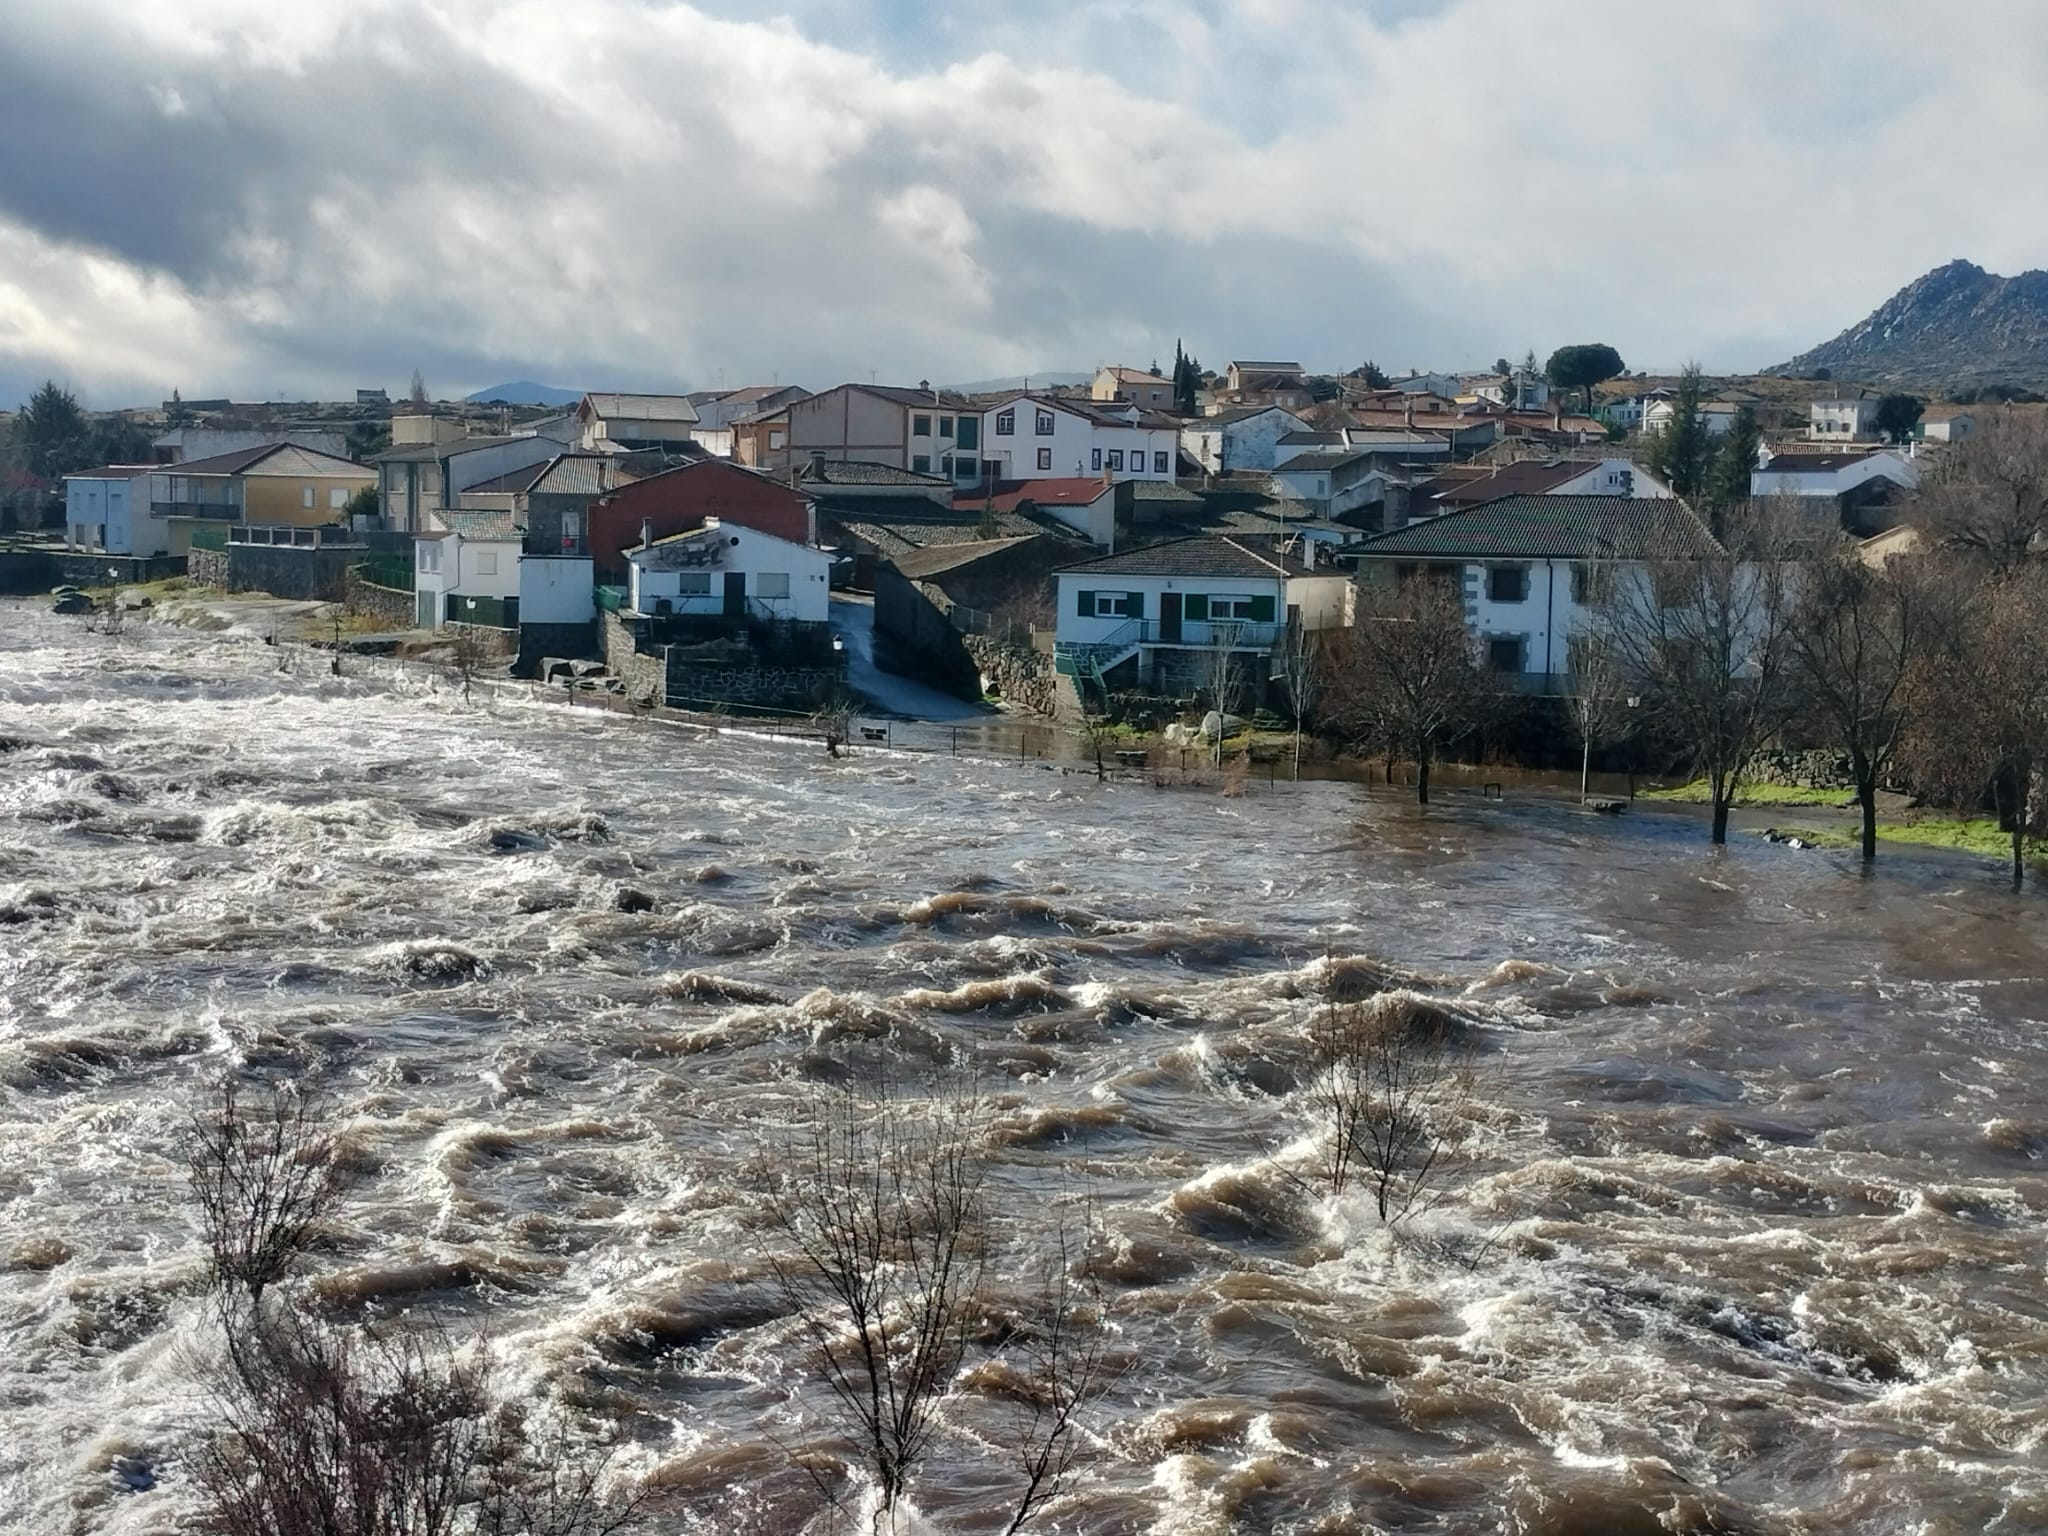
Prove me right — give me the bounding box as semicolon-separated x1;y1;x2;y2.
354;553;414;591
188;526;228;552
445;592;518;629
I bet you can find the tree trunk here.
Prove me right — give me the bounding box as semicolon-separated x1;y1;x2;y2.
1709;769;1729;845
1416;749;1431;805
1293;724;1302;781
1855;757;1878;862
2014;757;2030;887
1580;738;1591;803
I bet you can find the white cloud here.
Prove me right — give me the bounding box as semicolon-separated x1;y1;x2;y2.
1;0;2046;404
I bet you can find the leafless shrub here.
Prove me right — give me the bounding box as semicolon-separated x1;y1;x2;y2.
1565;627;1632;802
185;1076;342;1304
448;627;493;703
1324;576;1490;804
812;694;857;758
1304;992;1475;1223
760;1080;1103;1532
194;1305;643;1536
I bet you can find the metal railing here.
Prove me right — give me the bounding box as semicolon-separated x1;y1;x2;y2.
446;592;519;629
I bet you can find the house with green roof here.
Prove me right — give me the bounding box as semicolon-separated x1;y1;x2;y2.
1352;494;1725;687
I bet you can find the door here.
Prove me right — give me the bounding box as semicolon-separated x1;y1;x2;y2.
723;570;747;619
1159;590;1182;643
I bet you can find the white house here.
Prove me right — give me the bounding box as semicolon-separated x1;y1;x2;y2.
976;394;1179;486
1918;406;1978;444
627;517;831;625
1643;397;1747;439
414;510;522;630
1393;372;1463;397
62;466;164;556
1052;535;1352;701
1351;494;1725;687
1808;396;1880;442
1267;450;1386;518
1180;406;1310;473
1751;449;1918;501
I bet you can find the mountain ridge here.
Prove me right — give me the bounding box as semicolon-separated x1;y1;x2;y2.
464;380;583;407
1768;260;2048;391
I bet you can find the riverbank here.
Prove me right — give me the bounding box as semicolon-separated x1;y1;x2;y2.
1645;777;2038;869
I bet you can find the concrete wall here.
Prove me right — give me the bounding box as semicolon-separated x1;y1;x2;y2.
244;472;375;527
873;565;981;698
592;460;814;583
223;543;362;601
516;621;598;674
782;386;910;471
519;555;594;623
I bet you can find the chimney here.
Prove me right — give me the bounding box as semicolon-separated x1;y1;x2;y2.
640;517;652;551
808;450;827;481
1404;395;1414;429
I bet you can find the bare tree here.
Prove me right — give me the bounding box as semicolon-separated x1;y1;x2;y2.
760;1080;1101;1532
1565;627;1632;803
1786;535;1927;860
448;627;491;703
1324;575;1488;804
1900;564;2048;884
194;1306;643;1536
1912;407;2048;572
410;368;430;406
1595;507;1795;843
1275;613;1323;780
1303;992;1475;1223
1202;620;1246;766
812;693;857;758
185;1076;341;1304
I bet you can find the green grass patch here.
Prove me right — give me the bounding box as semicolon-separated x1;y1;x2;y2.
1646;779;1849;808
1763;817;2039;866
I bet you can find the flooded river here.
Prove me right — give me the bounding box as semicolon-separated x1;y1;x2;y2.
1;607;2044;1534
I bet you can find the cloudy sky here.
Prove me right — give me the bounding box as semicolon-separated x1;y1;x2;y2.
4;0;2046;408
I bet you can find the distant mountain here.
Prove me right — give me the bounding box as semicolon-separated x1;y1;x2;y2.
1768;260;2048;392
465;380;582;407
943;372;1091;394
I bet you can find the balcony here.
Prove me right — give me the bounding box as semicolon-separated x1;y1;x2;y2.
151;497;242;520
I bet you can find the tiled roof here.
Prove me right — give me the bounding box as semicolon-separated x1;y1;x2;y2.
951;478;1106;513
434;510;522;541
1127;479;1203;504
1187;405;1305;429
154;444;286;476
1758;452;1888;475
798;459;950;487
893;536;1045;579
1425;459;1591;506
66;463;154;480
373;434;534;465
854;383;976;410
1230;361;1304;373
1272;450;1380;474
1057;535;1309;580
1358;495;1723;561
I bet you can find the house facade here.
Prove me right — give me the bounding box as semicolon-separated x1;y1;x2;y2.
375;434;564;534
148;444;377;554
576;393;702;451
737;383;978;476
62;466;163;555
414;510;523;630
976;395;1179;486
1091;367;1175;409
1808;396;1880;441
683;385;812;456
588;457;815;584
1052;535;1352;704
1918;407;1978;444
1180;406;1310;473
1352;494;1724;688
626;517;832;625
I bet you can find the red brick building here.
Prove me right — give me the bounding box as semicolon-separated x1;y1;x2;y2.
587;459;815;583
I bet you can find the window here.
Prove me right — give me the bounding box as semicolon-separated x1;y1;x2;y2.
1106;449;1124;471
1037;448;1053;471
330;487;349;509
1487;565;1528;603
956;417;978;450
1488;636;1526;674
302;486;316;508
678;572;711;595
757;572;791;599
1091;449;1103;472
1210;594;1257;620
475;551;498;575
939;416;954;439
1035;410;1056;436
418;541;440;574
995;409;1016;436
939;455;953;477
913;454;932;473
769;430;786;449
1094;592;1129;617
913;414;932;437
1153;451;1170;474
564;510;581;538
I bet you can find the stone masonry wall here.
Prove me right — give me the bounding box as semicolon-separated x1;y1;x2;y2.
601;612;667;704
963;635;1056;717
665;659;848;714
343;570;415;629
187;548;229;588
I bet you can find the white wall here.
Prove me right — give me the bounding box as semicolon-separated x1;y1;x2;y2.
1752;452;1917;500
1286;574;1353;630
1180;409;1306;472
1553;459;1675;498
629;519;831;623
1054;572;1289;647
519;556;595;623
1035;491;1117;547
977;398;1176;483
415;532;521;628
64;473;166;555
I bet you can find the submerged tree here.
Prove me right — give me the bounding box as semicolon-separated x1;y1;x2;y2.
1324;576;1488;804
185;1076;342;1304
1565;627;1633;803
1275;613;1323;781
760;1079;1102;1533
1595;507;1795;844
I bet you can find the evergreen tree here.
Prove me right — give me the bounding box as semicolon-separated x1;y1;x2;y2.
1648;364;1712;505
18;381;92;481
1172;340;1200;417
166;388;194;428
1703;405;1762;525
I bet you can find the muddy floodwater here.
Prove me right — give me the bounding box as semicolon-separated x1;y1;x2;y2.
2;607;2045;1535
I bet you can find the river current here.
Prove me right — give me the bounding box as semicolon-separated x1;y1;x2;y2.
1;606;2043;1534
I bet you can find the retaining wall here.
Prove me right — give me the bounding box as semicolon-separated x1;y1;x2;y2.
343;570;416;629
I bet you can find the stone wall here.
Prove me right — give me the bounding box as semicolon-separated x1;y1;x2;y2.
53;553;186;586
515;621;598;675
343;569;415;629
187;548;229;589
1744;748;1887;792
666;657;848;713
602;612;667;704
963;635;1056;716
442;621;516;659
221;544;361;600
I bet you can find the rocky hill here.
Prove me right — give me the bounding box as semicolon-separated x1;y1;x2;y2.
1768;260;2048;392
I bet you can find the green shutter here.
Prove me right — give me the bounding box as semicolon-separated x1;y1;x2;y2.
1076;588;1094;617
1126;591;1145;620
1248;594;1276;623
1184;593;1209;621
